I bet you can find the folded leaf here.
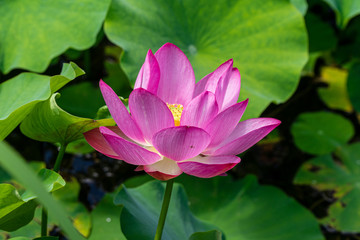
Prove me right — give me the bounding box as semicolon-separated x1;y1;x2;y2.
20;93;115;144
0;62;84;141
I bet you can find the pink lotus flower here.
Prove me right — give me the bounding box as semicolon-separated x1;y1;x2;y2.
84;43;280;180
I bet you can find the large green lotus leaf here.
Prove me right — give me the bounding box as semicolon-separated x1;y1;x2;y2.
20;93;115;144
88;194;126;240
175;175;324;240
322;0;360;28
294;143;360;232
0;62;84;141
104;0;308;119
347;62;360;113
116;175;323;240
0;0;111;73
114;181;218;240
0;142;85;239
291;112;354;155
0;184;37;232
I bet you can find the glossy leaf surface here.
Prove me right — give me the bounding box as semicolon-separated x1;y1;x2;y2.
0;0;111;73
104;0;308;119
176;175;324;240
114;181;217;240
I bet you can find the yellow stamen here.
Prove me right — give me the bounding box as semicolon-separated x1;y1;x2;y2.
167;103;184;126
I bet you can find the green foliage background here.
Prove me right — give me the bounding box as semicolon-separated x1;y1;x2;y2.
0;0;360;239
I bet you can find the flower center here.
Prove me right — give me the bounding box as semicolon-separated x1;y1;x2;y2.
167;103;183;126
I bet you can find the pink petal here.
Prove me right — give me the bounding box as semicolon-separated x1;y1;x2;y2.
204;99;248;149
216;68;241;111
100;126;162;165
134;49;160;94
178;155;240;178
155;43;195;105
181;91;219;128
205;59;233;92
152;126;210;161
129;88;174;143
143;158;183;181
99;80;145;144
84;127;123;160
194;59;233;97
194;72;211;98
212;118;281;156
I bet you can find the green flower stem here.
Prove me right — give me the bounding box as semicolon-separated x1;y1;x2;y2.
154;178;174;240
41;208;48;236
53;143;67;172
41;143;67;236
